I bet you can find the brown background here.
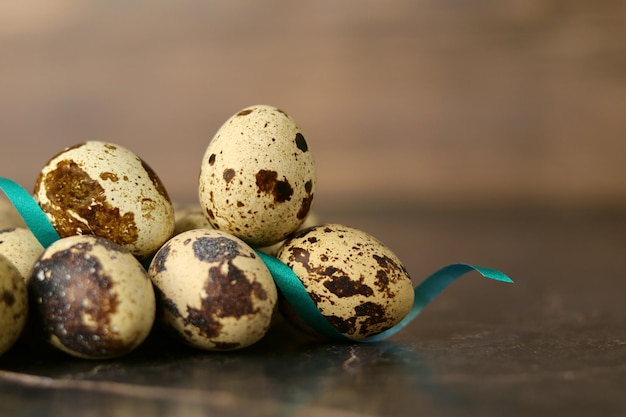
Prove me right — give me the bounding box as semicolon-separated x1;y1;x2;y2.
1;1;625;210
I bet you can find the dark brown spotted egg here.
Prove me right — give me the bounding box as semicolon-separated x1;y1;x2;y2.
198;104;316;248
0;227;44;281
0;254;28;356
29;235;156;359
148;229;278;350
276;224;414;341
33;141;175;259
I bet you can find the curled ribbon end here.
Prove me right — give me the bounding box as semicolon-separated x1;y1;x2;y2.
472;265;514;284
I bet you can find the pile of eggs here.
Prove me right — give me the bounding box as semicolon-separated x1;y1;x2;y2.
0;105;414;359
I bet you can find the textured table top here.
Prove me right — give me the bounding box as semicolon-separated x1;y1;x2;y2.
1;204;624;417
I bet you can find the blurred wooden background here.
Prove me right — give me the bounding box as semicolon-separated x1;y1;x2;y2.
1;1;625;210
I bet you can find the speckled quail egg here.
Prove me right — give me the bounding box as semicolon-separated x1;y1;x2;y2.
0;227;44;280
0;254;28;356
149;229;278;350
198;105;316;248
276;224;414;341
33;141;175;259
29;235;156;359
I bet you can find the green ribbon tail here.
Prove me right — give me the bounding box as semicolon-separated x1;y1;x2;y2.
0;176;60;248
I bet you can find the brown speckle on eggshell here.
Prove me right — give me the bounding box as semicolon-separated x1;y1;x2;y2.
28;235;156;359
33;141;175;259
198;105;316;247
149;229;278;350
276;224;414;340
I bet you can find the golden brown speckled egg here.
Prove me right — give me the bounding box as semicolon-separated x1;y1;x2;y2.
149;229;278;350
198;105;316;248
33;141;175;259
276;224;414;341
0;227;44;281
29;235;156;359
0;254;28;356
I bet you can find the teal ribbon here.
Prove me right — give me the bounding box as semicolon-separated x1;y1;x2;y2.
1;176;513;343
257;251;513;342
0;177;60;247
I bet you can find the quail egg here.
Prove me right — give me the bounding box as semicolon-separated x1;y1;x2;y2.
276;224;414;340
33;141;175;259
149;229;278;350
198;105;316;247
29;235;156;359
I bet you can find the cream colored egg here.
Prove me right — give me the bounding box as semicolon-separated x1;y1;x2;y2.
0;227;44;280
149;229;278;350
198;105;316;248
276;224;414;341
33;141;175;259
0;254;28;356
29;235;156;359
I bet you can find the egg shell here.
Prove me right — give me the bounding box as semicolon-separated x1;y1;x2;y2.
149;229;278;350
173;204;213;236
0;227;45;281
0;254;28;356
198;104;316;247
33;141;175;259
29;235;156;359
276;224;415;340
257;210;321;257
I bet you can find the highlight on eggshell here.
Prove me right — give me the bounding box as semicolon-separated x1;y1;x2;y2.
276;224;415;341
33;141;175;259
198;104;316;248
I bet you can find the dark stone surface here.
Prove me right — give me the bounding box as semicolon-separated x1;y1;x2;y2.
1;205;625;417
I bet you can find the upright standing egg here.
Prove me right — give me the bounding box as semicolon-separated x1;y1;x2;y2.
33;141;175;259
199;105;316;248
